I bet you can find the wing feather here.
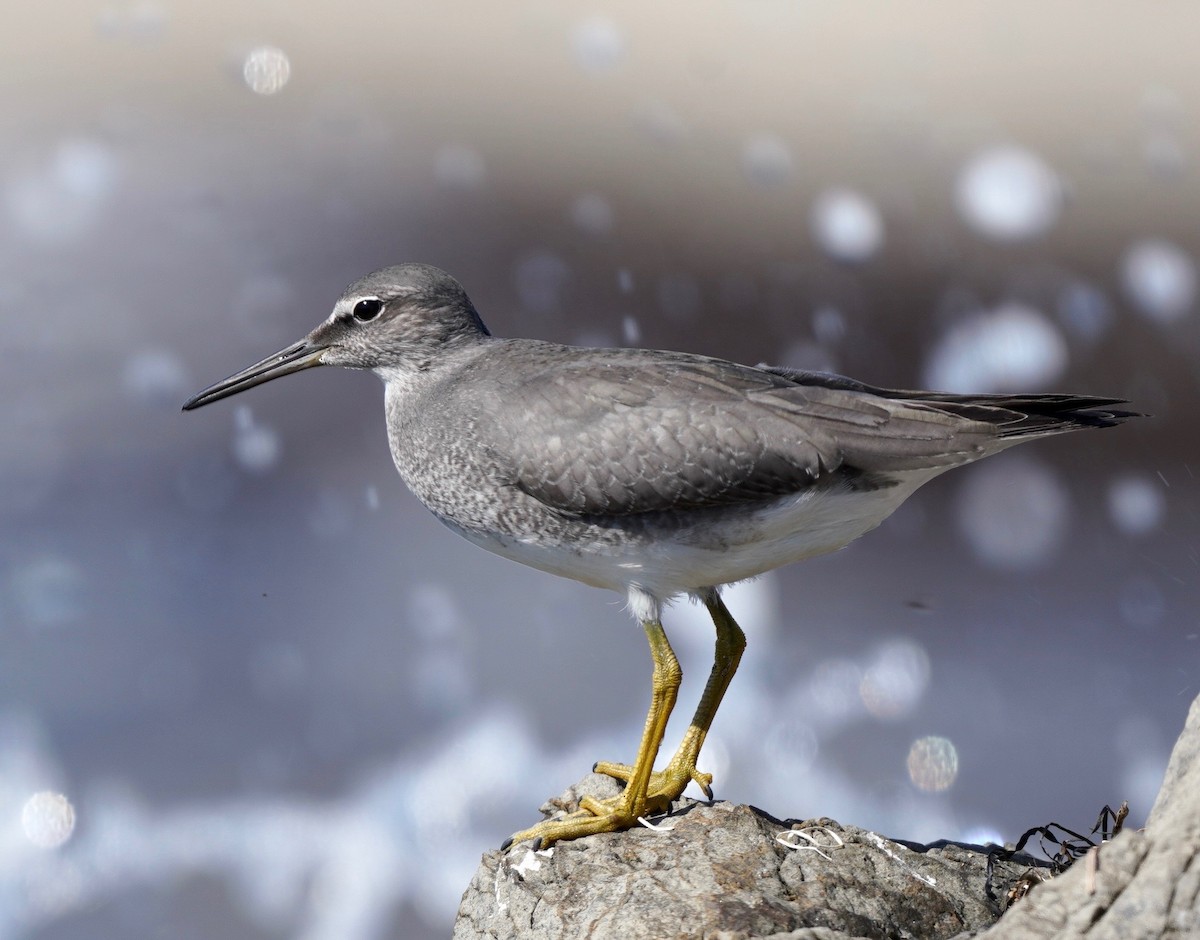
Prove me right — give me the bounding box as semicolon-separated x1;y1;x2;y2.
476;349;1132;517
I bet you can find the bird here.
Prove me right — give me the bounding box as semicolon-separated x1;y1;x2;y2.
183;263;1137;849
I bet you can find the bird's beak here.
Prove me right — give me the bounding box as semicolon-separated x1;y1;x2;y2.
182;338;328;411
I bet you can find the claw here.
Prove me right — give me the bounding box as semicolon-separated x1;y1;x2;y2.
690;768;714;799
592;759;632;781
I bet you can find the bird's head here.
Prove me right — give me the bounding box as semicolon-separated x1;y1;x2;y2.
182;263;490;411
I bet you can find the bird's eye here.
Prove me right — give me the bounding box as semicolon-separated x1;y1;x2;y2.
353;298;383;321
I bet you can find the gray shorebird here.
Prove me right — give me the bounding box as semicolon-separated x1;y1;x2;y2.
183;263;1136;848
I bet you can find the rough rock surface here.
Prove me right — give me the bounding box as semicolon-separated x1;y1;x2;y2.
455;694;1199;940
454;775;1037;940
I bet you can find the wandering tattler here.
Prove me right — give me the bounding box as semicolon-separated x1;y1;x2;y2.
183;263;1136;848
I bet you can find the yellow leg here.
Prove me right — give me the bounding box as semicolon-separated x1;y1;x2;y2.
503;619;682;849
594;589;746;803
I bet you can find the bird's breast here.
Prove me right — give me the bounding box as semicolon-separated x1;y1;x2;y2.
392;447;943;600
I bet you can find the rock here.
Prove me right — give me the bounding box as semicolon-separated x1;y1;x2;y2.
454;777;1038;940
455;696;1200;940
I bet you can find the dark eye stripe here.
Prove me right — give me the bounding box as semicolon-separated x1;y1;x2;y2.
353;298;383;321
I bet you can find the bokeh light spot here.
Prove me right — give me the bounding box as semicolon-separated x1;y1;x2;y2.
569;192;614;236
810;188;884;263
232;406;281;474
243;46;291;95
1108;475;1166;537
924;303;1068;393
956;146;1061;241
571;16;625;73
22;791;76;849
123;348;189;406
956;455;1069;570
860;639;931;720
1121;239;1196;324
907;736;959;792
7;138;119;242
812;306;848;345
742;135;794;187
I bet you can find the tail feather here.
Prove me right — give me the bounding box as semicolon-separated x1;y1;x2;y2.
910;396;1140;436
760;366;1143;438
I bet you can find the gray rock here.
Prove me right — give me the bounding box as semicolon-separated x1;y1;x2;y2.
456;695;1200;940
455;775;1036;940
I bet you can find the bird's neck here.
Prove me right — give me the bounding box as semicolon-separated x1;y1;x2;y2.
374;338;492;399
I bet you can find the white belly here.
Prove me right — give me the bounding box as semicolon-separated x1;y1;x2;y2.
438;468;943;601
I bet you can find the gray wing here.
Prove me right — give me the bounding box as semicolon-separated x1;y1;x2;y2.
483;350;1125;518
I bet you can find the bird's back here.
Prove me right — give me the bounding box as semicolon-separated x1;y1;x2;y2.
441;341;1132;515
382;339;1135;597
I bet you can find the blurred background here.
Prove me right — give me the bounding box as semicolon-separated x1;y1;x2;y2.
3;2;1198;937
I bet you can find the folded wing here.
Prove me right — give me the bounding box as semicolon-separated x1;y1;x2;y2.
485;352;1134;518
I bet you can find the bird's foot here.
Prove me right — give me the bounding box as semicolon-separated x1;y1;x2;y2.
501;787;668;850
593;756;714;802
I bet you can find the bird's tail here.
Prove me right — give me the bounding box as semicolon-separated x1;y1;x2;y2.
895;392;1139;437
761;366;1142;438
